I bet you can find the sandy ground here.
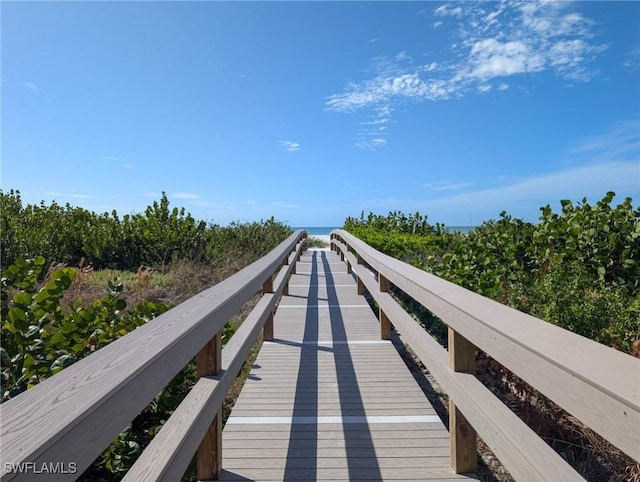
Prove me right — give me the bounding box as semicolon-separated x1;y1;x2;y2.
306;234;331;250
308;234;331;244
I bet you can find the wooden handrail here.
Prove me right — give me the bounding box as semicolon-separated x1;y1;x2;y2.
0;230;307;481
331;229;639;479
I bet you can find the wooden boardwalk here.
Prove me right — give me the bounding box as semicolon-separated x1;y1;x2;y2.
219;248;475;481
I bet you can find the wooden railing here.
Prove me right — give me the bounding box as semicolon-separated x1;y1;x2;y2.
0;230;307;482
331;229;640;481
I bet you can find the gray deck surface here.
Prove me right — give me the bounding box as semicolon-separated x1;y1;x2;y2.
219;249;475;481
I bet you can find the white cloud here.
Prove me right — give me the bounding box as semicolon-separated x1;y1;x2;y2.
433;21;443;29
43;191;94;199
101;156;120;161
465;39;545;80
355;138;387;150
279;140;300;152
21;81;42;92
435;5;462;17
327;1;607;148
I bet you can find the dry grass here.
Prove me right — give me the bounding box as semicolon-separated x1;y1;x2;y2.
56;259;234;311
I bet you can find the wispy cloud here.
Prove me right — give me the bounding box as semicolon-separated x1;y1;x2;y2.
101;155;121;161
568;118;640;163
624;47;640;70
279;140;300;152
358;120;639;223
360;161;638;225
355;137;387;150
43;191;95;199
327;1;607;148
424;181;474;191
172;192;200;200
434;4;463;17
345;181;364;191
423;161;639;220
21;81;43;92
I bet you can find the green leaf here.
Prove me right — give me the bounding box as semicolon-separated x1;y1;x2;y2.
50;330;68;345
50;354;76;374
12;292;32;308
8;308;28;330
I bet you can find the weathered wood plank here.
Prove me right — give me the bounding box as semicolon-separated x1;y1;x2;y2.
219;467;475;481
220;249;458;481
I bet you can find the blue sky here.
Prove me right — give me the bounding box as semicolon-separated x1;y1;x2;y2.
2;1;639;227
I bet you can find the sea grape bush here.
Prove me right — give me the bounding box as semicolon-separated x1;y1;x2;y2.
344;192;640;353
0;256;172;477
0;190;292;271
0;256;242;478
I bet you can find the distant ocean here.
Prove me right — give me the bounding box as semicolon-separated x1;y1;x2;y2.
294;227;340;236
295;226;476;235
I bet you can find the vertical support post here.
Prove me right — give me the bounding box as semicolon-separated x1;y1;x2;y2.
263;275;274;340
378;274;391;340
197;332;222;480
340;250;345;262
356;253;365;295
346;261;352;274
448;327;477;474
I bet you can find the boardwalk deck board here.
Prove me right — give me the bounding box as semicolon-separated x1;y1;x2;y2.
219;249;475;481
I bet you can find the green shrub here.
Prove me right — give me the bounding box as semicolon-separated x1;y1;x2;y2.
344;192;640;353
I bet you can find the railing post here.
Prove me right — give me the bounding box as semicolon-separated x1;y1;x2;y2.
378;274;391;340
197;332;222;480
356;253;365;295
263;275;274;340
448;328;477;474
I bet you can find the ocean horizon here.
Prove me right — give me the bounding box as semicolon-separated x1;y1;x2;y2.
295;226;476;236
